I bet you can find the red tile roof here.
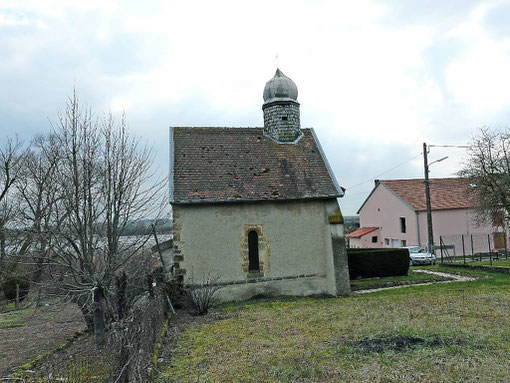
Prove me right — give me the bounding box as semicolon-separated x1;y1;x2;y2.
170;127;342;204
381;178;476;211
346;227;379;238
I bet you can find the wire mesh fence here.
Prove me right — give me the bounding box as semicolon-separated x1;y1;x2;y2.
1;355;113;383
14;349;114;383
439;232;509;265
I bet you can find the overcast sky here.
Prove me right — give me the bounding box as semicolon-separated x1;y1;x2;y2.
2;0;510;215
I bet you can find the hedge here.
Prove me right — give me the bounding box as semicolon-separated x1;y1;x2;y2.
347;248;410;279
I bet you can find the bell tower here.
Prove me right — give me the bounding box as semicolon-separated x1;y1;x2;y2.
262;69;302;143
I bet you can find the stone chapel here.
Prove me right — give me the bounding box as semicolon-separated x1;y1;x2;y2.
168;69;350;301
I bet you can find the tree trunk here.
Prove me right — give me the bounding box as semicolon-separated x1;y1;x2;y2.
15;283;19;309
0;226;5;262
94;284;106;344
32;238;48;283
75;295;95;333
32;254;45;283
115;272;128;320
114;334;130;383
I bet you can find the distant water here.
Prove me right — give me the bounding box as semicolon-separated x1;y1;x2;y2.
2;234;173;254
112;234;173;249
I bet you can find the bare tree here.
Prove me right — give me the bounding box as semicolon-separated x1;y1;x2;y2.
459;127;510;226
35;91;166;342
13;135;61;285
0;137;26;284
0;136;25;204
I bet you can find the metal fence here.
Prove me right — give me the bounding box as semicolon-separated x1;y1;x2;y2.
439;233;509;265
2;349;113;383
43;351;112;383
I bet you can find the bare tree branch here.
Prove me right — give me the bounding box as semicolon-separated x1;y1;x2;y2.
459;127;510;227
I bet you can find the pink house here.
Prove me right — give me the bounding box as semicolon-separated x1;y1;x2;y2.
348;178;505;254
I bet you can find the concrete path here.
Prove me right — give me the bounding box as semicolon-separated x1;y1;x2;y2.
413;269;476;282
355;269;477;294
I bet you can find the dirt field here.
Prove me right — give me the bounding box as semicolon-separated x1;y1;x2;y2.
0;302;85;378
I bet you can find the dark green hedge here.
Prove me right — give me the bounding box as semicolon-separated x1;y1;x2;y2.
347;248;410;279
1;275;30;302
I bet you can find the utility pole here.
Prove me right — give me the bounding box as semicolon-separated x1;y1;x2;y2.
423;142;434;254
422;143;468;254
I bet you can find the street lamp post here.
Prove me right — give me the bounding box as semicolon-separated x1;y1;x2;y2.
423;142;448;254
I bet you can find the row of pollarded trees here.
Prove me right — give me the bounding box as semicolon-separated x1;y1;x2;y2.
0;91;167;343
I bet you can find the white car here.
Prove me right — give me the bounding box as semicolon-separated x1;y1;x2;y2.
406;246;436;266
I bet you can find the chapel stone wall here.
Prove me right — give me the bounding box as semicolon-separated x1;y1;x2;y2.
171;198;349;301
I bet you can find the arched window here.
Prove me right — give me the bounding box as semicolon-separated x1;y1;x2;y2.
248;230;259;272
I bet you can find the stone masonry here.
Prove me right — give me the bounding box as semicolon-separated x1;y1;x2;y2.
239;224;271;278
262;101;302;143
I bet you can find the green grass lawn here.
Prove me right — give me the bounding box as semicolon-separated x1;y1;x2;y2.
158;266;510;383
0;300;16;313
0;307;32;329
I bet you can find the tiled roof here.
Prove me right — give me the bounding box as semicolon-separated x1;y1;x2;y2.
381;178;476;211
346;227;379;238
170;127;342;204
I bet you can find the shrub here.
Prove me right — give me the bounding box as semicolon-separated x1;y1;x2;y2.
185;273;222;316
2;275;30;302
347;248;410;279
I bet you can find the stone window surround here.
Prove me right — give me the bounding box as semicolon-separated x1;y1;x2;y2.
240;224;270;279
248;230;260;272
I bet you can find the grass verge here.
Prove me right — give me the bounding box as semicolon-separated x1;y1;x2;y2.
158;268;510;383
11;330;86;380
350;270;451;291
0;307;33;329
468;259;510;268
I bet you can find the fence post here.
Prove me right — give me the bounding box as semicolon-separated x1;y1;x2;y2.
462;234;466;265
470;234;474;262
505;230;508;260
479;235;482;262
440;236;443;264
15;283;20;309
488;234;492;266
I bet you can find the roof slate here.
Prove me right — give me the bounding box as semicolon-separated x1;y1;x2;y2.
170;127;342;204
380;178;476;212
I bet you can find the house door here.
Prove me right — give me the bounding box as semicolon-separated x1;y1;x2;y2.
392;239;399;248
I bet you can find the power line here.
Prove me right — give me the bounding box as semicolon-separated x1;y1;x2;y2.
341;189;373;198
429;144;470;149
346;152;423;190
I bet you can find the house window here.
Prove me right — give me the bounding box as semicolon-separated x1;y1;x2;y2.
248;230;259;272
371;236;378;243
384;238;389;246
400;217;406;233
401;239;407;247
